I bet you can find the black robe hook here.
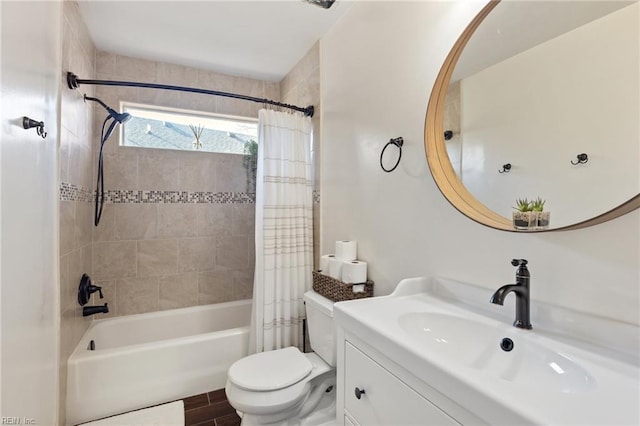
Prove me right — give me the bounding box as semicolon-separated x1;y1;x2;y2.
571;153;588;165
22;117;47;139
498;163;512;173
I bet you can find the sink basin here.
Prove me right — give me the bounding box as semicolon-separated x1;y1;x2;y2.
398;312;596;393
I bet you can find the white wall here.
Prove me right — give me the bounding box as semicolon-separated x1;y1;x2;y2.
459;3;639;225
320;1;639;326
1;1;61;423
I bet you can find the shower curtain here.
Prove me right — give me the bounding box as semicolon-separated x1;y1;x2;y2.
249;109;314;354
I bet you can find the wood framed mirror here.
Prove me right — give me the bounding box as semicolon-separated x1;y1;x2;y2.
425;0;639;232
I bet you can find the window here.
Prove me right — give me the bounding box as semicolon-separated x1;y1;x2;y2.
121;103;257;154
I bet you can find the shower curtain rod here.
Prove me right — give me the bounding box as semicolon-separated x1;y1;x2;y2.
66;72;314;117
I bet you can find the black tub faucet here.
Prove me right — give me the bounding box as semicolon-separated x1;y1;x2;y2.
78;274;109;317
490;259;532;329
83;303;109;317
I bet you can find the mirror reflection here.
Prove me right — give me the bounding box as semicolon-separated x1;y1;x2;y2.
444;1;639;229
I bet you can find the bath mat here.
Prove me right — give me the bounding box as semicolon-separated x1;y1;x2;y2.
80;401;184;426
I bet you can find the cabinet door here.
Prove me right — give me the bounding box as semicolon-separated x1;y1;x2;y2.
345;342;459;425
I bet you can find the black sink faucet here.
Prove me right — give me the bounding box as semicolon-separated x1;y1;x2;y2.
490;259;532;329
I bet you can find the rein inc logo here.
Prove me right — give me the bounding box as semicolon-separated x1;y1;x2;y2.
1;418;35;425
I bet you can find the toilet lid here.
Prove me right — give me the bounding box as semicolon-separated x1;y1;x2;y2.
228;347;313;391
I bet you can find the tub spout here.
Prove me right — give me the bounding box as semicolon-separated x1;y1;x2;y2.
83;303;109;317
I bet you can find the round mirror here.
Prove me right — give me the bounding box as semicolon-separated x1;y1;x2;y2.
425;0;639;231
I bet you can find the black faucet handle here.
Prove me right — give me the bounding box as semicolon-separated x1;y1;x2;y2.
511;259;528;267
88;283;104;299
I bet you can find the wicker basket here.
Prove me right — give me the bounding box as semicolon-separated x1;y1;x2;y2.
312;270;374;302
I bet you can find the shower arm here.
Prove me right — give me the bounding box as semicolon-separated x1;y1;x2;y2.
66;72;314;117
84;94;110;111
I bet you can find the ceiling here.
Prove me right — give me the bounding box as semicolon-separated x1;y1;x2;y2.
77;1;353;82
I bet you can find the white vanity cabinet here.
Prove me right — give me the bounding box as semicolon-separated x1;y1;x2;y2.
343;341;460;425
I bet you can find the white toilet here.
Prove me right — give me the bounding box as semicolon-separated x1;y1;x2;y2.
225;290;336;425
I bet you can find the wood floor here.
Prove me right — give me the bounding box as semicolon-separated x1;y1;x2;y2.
183;389;240;426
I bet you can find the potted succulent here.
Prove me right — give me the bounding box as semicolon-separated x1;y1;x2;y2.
532;197;550;229
512;198;535;230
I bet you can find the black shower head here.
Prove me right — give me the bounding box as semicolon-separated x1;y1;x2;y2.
84;95;131;124
86;95;132;227
304;0;336;9
111;110;132;124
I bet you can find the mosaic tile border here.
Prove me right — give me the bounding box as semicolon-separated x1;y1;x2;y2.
61;183;320;205
59;182;256;204
106;190;256;204
60;182;94;202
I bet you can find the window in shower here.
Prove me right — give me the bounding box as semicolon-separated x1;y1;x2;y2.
120;102;258;154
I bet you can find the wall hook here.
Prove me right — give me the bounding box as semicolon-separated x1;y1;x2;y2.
571;153;588;165
498;163;512;173
22;117;47;139
444;130;455;141
380;137;403;173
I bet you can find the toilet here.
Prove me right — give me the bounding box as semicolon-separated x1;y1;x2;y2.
225;290;336;425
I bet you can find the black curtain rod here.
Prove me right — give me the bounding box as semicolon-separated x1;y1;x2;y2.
66;72;314;117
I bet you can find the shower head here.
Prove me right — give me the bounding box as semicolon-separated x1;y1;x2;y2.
111;110;132;124
84;95;132;124
84;94;131;146
85;94;132;227
304;0;336;9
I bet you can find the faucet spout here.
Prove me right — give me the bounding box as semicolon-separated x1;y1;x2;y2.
490;284;521;305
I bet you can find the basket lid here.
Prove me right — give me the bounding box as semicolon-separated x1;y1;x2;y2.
228;347;312;391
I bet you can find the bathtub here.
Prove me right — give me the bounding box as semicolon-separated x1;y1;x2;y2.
66;300;252;425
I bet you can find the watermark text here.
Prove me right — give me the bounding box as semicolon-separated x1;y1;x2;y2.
1;417;36;425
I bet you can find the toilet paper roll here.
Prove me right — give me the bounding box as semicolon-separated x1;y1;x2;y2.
319;254;336;273
341;260;367;283
335;240;357;261
328;258;343;279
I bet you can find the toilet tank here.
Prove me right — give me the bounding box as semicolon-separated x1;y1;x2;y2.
303;290;336;366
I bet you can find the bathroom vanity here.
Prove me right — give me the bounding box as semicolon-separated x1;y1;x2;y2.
334;277;640;425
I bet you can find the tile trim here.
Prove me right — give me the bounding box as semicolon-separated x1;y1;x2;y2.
59;182;256;204
60;182;94;202
61;183;319;204
106;190;255;204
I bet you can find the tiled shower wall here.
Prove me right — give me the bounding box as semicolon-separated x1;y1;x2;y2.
88;52;278;317
58;1;96;423
280;42;321;268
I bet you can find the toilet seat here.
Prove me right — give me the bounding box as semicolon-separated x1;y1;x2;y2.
225;350;333;417
228;347;312;391
226;373;312;415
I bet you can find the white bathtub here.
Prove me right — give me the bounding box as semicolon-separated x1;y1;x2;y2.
66;300;252;425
